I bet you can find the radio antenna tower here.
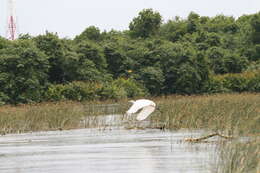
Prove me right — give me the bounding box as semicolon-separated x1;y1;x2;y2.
6;0;18;40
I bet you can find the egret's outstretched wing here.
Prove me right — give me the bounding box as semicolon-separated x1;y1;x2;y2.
126;103;143;114
136;105;155;121
126;99;153;114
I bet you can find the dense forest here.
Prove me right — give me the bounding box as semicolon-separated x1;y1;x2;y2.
0;9;260;105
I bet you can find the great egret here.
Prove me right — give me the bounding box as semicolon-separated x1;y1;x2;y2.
126;99;156;121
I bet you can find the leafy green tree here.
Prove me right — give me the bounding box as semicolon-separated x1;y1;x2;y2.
0;40;49;104
129;9;162;38
76;40;107;73
127;39;164;69
0;37;11;50
161;42;209;94
250;13;260;44
187;12;200;33
203;15;238;34
75;26;102;42
249;13;260;61
1;9;260;105
60;50;106;82
206;47;249;74
18;33;33;40
111;78;147;98
223;53;249;73
103;33;140;78
127;38;181;73
236;15;256;60
205;32;221;47
100;30;126;42
135;66;165;95
104;43;134;78
160;17;188;42
34;32;66;83
206;47;226;73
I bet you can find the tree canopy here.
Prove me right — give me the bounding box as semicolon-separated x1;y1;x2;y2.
0;9;260;104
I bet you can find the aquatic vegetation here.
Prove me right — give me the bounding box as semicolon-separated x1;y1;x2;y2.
0;93;259;172
0;93;259;135
152;93;260;135
0;102;85;134
215;139;260;173
0;100;129;134
149;93;260;173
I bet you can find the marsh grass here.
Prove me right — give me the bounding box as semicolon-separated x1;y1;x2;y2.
214;139;260;173
148;93;259;173
0;93;259;134
0;102;86;134
0;100;130;134
0;93;259;172
152;93;260;135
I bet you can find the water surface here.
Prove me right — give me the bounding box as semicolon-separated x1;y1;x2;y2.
0;127;217;173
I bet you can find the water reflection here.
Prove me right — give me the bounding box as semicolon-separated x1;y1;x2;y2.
0;127;217;173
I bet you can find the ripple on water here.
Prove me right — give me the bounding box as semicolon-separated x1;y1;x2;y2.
0;127;218;173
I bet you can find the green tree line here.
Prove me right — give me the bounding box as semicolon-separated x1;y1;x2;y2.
0;9;260;105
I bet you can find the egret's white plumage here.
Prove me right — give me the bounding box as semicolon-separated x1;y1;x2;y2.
126;99;156;121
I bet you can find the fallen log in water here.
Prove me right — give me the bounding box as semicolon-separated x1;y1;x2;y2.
185;133;234;142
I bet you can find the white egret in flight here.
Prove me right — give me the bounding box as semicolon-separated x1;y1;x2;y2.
126;99;156;121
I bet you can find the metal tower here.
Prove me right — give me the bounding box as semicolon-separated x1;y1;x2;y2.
6;0;18;40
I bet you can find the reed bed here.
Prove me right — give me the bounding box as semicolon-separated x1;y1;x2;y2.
0;100;130;134
148;93;260;173
0;93;259;135
0;102;85;134
214;139;260;173
152;93;260;135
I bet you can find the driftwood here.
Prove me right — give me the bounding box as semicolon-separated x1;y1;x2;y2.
185;133;234;142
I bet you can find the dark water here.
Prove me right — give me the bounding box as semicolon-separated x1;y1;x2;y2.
0;127;217;173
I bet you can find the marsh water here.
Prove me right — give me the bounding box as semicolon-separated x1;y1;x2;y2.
0;115;219;173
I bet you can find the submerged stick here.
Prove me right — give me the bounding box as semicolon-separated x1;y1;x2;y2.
185;133;234;142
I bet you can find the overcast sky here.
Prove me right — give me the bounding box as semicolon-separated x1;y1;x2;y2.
0;0;260;39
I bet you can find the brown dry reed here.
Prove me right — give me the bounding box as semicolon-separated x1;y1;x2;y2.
214;139;260;173
0;99;129;134
0;93;259;135
152;93;260;136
